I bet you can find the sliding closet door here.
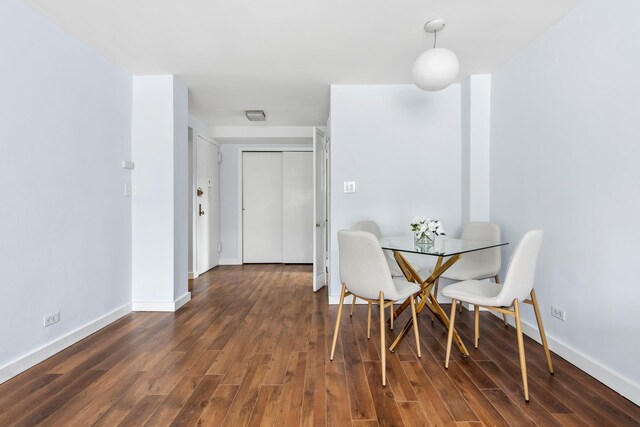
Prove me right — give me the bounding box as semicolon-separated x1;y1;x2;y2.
282;152;313;263
242;152;283;263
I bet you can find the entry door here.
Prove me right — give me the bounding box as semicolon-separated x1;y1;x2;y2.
243;152;283;263
196;137;220;274
313;128;327;291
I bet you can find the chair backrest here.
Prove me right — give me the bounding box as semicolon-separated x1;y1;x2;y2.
355;220;403;277
495;230;544;306
460;222;502;274
355;220;383;238
338;230;400;300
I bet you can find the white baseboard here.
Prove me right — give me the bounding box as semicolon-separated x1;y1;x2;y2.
174;292;191;310
492;311;640;406
218;258;242;265
0;302;131;385
188;271;199;280
132;292;191;312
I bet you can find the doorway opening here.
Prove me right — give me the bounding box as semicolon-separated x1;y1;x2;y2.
188;128;220;285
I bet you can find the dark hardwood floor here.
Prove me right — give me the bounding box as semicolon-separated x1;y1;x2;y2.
1;264;639;426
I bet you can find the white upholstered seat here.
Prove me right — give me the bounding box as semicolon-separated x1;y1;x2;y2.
440;280;503;306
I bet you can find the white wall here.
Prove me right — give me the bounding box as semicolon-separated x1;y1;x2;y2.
132;75;189;310
491;0;640;403
329;84;462;300
0;0;132;380
173;79;189;299
218;142;312;263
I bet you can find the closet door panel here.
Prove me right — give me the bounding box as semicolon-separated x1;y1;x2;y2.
242;152;283;263
282;152;313;263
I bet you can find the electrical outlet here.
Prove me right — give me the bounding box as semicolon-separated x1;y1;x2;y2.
44;312;60;327
551;305;565;321
343;181;356;193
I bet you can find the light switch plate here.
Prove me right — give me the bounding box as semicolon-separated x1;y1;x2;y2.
122;160;135;170
344;181;356;193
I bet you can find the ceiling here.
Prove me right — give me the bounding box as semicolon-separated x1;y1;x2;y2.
25;0;577;126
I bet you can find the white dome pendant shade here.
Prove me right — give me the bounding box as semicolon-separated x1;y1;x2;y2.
413;48;459;91
413;19;459;92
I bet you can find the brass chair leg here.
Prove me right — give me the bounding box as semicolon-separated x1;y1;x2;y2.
432;278;439;323
367;302;372;339
330;283;346;361
379;291;386;386
474;304;480;349
410;294;421;358
514;299;529;401
445;300;457;369
496;275;508;327
390;304;394;330
350;295;357;317
530;289;554;374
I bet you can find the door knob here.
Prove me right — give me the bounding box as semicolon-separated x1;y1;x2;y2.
316;223;321;228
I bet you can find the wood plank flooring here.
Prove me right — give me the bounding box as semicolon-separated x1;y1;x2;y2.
1;264;639;426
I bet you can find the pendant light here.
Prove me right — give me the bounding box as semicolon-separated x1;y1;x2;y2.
413;19;459;91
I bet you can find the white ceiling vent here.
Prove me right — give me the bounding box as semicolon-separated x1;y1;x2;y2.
245;110;266;121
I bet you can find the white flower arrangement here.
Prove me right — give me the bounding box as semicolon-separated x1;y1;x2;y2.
410;216;445;242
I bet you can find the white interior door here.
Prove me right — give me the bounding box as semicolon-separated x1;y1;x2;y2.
313;129;327;291
196;179;210;273
196;136;219;274
243;152;283;263
282;152;313;263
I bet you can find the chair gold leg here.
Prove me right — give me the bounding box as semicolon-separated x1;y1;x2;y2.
530;289;554;374
330;283;347;361
474;304;480;349
380;292;386;386
496;275;508;327
350;295;356;317
390;304;394;330
367;302;372;339
459;301;463;313
410;294;421;358
445;300;457;369
514;299;529;401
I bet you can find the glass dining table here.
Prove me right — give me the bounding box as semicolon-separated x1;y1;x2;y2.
380;235;508;356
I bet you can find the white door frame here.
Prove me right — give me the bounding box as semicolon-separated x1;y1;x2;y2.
237;145;312;264
188;128;198;279
194;133;219;277
312;128;328;291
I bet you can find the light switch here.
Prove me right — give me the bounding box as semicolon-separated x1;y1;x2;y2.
344;181;356;193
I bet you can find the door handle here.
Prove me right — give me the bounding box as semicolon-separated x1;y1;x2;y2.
316;223;321;228
199;204;205;216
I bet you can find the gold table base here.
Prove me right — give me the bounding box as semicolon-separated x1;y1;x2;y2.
388;251;470;357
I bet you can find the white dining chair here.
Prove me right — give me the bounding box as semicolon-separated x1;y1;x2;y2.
442;230;553;401
420;222;502;317
331;230;422;386
354;220;403;326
